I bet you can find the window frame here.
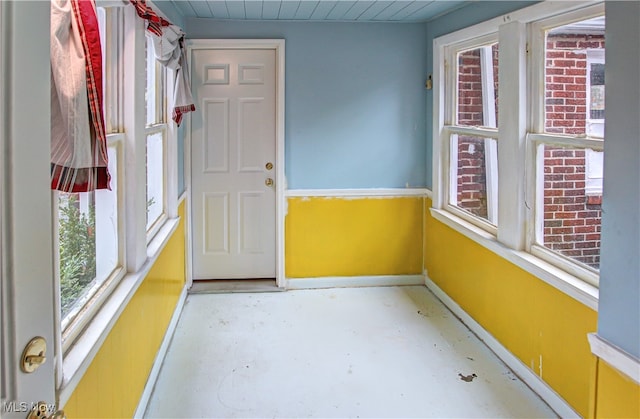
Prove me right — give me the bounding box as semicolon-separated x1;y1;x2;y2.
57;6;127;351
441;33;500;234
58;133;127;352
432;1;604;309
144;35;169;240
527;7;605;285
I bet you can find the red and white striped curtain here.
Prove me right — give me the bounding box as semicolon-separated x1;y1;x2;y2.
49;0;195;193
50;0;110;192
129;0;195;126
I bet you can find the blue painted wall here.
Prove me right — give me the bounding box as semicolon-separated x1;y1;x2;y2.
185;20;428;189
424;1;538;188
598;1;640;359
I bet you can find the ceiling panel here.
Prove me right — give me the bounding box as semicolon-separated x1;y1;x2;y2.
309;1;339;20
355;1;394;20
207;0;230;18
260;1;281;18
244;1;264;18
277;1;301;19
294;1;320;19
165;0;468;22
341;1;376;20
189;0;213;17
225;0;246;18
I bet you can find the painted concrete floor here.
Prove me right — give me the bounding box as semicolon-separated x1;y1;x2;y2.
145;286;557;418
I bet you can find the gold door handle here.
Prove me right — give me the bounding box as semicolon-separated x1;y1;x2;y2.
265;178;274;187
26;402;65;419
265;162;273;170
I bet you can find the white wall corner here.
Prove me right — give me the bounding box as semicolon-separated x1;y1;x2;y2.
588;333;640;385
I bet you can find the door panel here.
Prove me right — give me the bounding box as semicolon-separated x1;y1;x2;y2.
1;2;57;416
191;48;276;279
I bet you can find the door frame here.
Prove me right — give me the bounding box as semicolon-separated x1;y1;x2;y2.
185;39;286;288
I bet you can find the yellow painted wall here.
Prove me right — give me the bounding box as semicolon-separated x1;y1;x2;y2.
63;202;187;418
424;199;598;417
594;359;640;419
286;196;423;278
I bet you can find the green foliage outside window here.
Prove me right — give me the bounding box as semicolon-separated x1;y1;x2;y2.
58;195;96;318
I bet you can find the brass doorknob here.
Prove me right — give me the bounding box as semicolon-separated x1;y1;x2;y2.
26;402;66;419
265;162;273;170
265;178;274;187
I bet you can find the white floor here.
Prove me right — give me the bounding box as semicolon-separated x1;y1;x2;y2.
145;286;557;418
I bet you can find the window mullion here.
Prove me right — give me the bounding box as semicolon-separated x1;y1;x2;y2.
497;20;527;250
123;6;147;272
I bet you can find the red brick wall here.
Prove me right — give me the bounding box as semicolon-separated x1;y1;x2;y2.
543;34;604;269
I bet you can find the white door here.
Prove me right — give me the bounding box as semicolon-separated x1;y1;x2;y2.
1;2;57;417
191;48;277;280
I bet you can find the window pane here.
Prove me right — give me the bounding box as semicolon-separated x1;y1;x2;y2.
97;7;123;133
451;134;498;224
146;131;164;229
58;192;96;318
544;17;605;136
145;37;165;126
95;147;119;280
457;43;499;128
145;38;156;126
541;145;602;269
59;149;119;322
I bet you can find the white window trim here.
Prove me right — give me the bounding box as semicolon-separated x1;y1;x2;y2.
440;32;500;234
57;3;183;405
432;1;604;309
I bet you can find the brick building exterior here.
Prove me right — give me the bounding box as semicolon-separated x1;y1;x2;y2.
543;33;604;269
455;34;604;269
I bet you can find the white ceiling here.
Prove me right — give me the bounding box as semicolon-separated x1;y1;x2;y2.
164;1;469;22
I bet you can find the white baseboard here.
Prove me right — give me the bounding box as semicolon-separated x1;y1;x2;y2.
285;274;425;290
133;285;188;418
424;276;580;419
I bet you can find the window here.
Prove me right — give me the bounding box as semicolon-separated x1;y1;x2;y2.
531;14;605;275
145;35;167;236
433;2;605;290
442;38;500;231
57;6;125;345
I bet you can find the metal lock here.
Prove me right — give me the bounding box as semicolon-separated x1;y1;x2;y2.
21;337;47;373
265;178;274;187
265;162;273;170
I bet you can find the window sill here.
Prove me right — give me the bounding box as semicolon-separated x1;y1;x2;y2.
58;216;180;407
588;333;640;384
429;208;599;311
